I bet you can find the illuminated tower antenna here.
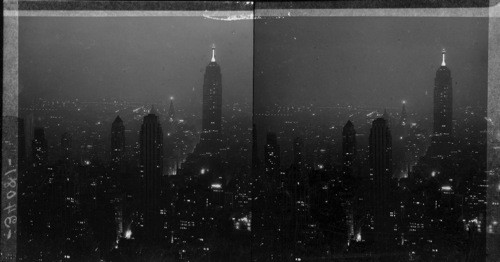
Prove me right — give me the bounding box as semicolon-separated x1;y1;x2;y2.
211;44;216;62
441;48;446;66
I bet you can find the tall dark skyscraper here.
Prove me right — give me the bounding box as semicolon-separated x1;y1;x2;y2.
393;101;411;179
342;120;357;170
433;49;453;137
369;117;393;250
32;127;48;168
427;49;454;159
111;115;125;170
139;107;164;240
198;45;223;156
165;97;177;136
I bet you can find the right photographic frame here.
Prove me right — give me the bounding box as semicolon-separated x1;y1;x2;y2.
251;3;499;262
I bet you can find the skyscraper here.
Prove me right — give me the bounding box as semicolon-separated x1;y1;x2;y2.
382;108;390;123
427;49;454;159
369;117;393;250
110;117;126;246
342;120;357;171
433;49;453;137
111;115;125;170
198;45;223;156
139;107;164;240
164;97;177;176
32;127;48;168
394;101;409;178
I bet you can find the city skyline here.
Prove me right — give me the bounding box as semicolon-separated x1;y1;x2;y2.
3;12;494;262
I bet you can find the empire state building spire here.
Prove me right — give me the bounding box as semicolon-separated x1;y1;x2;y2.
441;48;446;66
211;44;216;62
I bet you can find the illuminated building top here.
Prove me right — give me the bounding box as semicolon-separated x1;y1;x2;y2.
211;44;216;62
441;48;446;67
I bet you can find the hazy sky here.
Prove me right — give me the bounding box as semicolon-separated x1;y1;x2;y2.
254;17;488;112
19;16;253;106
19;16;488;114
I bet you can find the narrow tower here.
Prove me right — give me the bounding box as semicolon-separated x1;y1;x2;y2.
167;97;176;123
165;97;177;135
428;49;454;159
369;117;393;249
198;44;223;156
139;107;164;240
433;49;453;137
111;116;125;171
342;120;357;171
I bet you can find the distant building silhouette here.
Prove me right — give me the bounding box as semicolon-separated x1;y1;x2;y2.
342;120;357;171
164;97;177;135
369;117;393;250
111;115;125;170
382;108;390;123
139;107;164;241
394;101;410;178
167;98;176;124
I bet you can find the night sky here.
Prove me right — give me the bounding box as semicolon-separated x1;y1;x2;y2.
19;16;253;106
254;17;488;113
19;16;488;113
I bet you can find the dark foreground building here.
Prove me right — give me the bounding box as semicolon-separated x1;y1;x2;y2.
139;107;164;241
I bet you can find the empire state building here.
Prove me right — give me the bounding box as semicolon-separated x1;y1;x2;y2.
198;45;223;156
433;49;453;137
428;49;454;158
